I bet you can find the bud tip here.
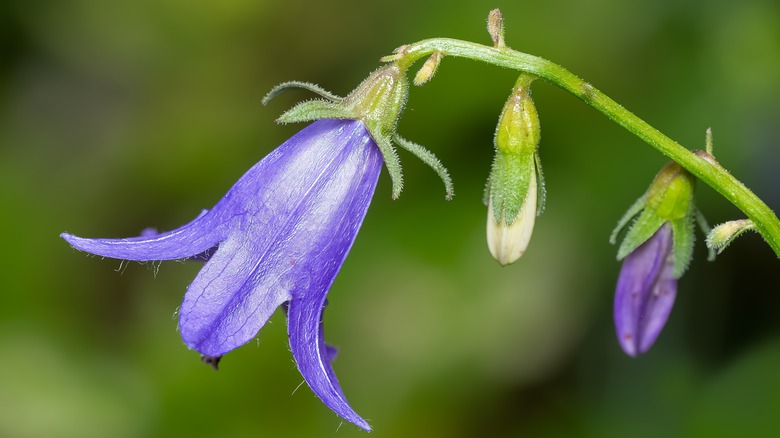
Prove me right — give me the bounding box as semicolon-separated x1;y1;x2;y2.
487;9;505;48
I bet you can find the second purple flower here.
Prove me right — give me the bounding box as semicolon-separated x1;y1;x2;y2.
610;160;704;357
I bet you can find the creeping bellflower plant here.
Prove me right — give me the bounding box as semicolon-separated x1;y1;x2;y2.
61;64;452;431
62;8;780;431
610;160;700;356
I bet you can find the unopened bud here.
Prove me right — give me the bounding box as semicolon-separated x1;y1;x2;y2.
413;52;443;86
487;9;505;48
485;74;542;265
706;219;755;254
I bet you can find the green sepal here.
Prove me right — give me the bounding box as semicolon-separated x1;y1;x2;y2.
670;203;696;278
276;99;352;125
616;207;665;261
394;135;453;200
340;64;411;199
488;148;535;224
615;203;696;278
373;134;404;199
696;209;717;261
610;194;648;245
534;152;546;215
262;81;343;105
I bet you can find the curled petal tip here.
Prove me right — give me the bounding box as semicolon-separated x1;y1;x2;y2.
60;209;222;262
288;298;370;431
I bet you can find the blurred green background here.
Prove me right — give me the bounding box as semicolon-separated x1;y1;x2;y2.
2;0;779;437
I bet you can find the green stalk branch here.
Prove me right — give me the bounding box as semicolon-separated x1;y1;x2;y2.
389;38;780;258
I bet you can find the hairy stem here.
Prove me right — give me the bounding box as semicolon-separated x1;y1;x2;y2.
390;38;780;257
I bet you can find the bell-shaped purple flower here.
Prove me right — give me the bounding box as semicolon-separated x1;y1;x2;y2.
613;223;677;357
62;118;381;430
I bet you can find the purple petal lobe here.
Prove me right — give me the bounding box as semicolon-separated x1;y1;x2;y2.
61;209;222;261
280;120;380;431
289;300;371;431
178;235;292;355
614;223;677;357
325;344;339;362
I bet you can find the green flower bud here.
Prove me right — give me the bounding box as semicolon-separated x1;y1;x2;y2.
486;74;543;266
341;64;409;136
487;9;505;48
613;162;697;278
706;219;756;255
413;51;443;86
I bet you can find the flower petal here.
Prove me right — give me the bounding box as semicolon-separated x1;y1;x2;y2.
614;223;677;356
179;119;381;365
61;209;224;261
178;234;292;355
282;120;381;431
289;300;370;431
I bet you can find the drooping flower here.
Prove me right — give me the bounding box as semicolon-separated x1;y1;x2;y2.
485;74;545;266
63;118;381;429
611;160;701;356
62;64;453;431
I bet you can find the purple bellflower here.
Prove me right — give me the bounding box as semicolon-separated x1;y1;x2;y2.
610;161;700;357
63;119;380;429
62;64;453;431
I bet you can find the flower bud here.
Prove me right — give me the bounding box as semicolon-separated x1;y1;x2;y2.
487;9;505;48
706;219;755;254
485;75;542;266
611;161;700;356
413;52;444;86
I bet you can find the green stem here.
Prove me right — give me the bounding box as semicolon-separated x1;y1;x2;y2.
392;38;780;258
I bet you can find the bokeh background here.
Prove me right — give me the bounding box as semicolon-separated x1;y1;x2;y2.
2;0;779;437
